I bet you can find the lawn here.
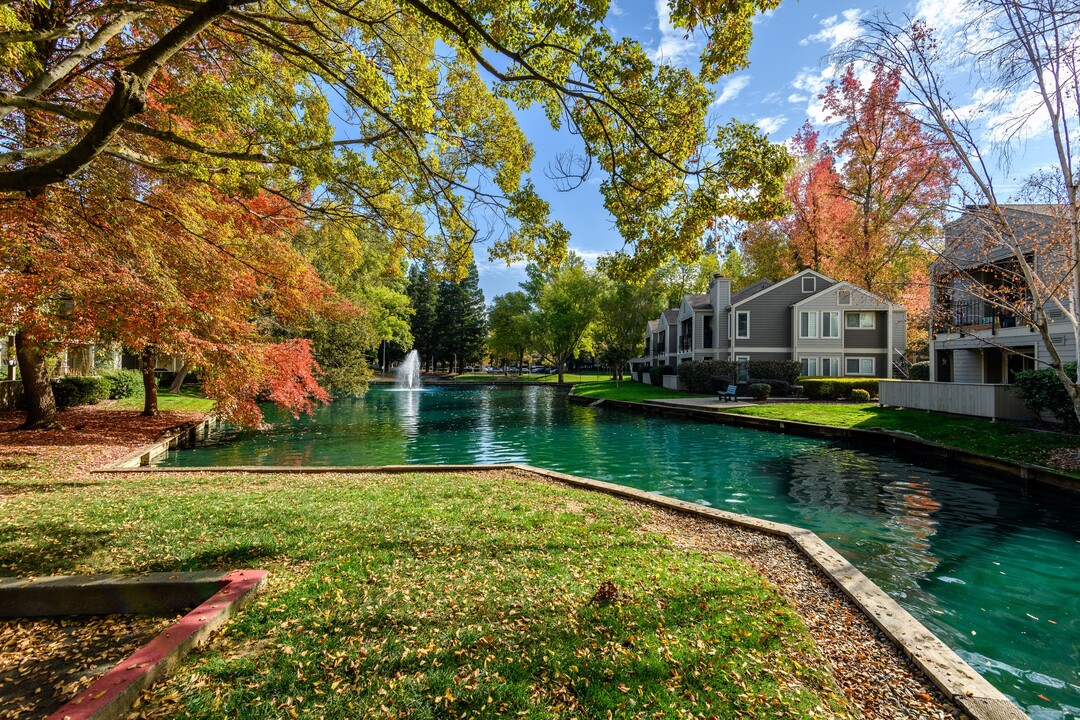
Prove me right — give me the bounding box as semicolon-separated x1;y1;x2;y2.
722;403;1080;473
0;469;850;719
570;377;711;402
110;389;216;413
454;370;609;383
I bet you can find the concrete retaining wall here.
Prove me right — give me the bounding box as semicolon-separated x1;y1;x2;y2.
880;380;1036;420
0;380;23;411
662;375;686;392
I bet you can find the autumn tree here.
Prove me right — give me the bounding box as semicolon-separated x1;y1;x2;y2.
853;1;1080;421
732;221;796;285
779;121;854;274
821;63;956;299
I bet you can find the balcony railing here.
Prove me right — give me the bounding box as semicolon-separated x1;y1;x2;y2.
937;299;1022;333
680;336;693;351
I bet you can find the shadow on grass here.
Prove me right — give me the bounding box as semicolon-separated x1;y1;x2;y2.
0;523;115;575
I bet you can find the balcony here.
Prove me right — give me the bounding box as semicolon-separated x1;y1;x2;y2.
679;336;693;352
937;299;1023;334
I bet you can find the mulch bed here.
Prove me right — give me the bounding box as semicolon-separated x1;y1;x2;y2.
0;614;180;720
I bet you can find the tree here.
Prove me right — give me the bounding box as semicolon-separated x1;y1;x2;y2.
526;256;601;383
488;292;533;372
593;277;663;379
853;1;1080;419
734;221;796;285
406;261;440;371
435;262;486;373
650;254;721;308
821;63;956;299
779;122;854;275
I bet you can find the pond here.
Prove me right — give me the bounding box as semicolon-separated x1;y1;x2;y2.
154;385;1080;719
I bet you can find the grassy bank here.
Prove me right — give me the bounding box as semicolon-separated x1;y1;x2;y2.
110;389;216;413
454;371;607;383
0;468;849;719
723;403;1079;474
571;378;710;402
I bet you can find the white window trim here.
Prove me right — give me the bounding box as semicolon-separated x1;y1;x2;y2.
799;310;819;339
800;356;818;376
837;288;852;306
802;276;816;293
822;311;840;339
822;356;841;377
845;356;876;376
846;311;876;329
736;311;750;339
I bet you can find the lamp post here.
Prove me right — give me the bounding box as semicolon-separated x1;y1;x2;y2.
381;340;387;376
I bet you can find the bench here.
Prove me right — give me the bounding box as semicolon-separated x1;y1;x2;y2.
717;384;737;402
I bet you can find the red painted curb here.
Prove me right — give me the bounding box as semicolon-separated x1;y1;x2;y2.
48;569;268;720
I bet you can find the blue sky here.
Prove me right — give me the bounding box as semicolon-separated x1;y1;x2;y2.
473;0;1060;301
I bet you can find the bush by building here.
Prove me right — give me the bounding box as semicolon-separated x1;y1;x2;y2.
99;369;143;399
649;365;675;385
677;360;801;394
1013;363;1079;426
51;375;112;408
799;377;879;400
850;388;871;402
748;383;772;401
908;361;930;381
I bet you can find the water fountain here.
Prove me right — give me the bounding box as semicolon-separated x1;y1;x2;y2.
394;349;422;390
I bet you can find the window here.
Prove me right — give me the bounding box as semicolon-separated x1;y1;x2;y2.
735;356;750;382
846;311;876;329
799;311;818;338
846;357;875;375
802;276;816;293
837;288;852;305
801;357;818;376
736;311;750;339
822;311;840;338
821;357;841;377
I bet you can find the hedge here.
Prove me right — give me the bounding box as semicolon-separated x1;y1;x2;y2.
677;359;801;393
100;369;143;399
1013;362;1078;426
51;375;112;408
850;388;871;402
798;377;880;400
748;383;771;401
649;365;675;385
908;361;930;381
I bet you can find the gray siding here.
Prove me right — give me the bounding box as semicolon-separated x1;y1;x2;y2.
844;312;887;349
892;311;907;354
953;349;983;383
735;274;836;349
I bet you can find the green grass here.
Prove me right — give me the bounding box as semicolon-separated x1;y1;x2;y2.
570;377;710;402
0;470;851;719
110;389;216;413
454;370;608;383
722;403;1080;474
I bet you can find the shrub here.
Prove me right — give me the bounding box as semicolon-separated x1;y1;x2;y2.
649;365;675;385
747;360;801;384
51;375;112;408
850;388;871;402
677;360;733;393
748;383;771;401
799;377;880;400
1013;362;1079;426
908;361;930;381
749;378;790;397
709;375;734;393
100;369;143;399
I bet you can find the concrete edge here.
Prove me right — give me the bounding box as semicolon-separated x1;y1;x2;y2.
84;459;1027;719
0;571;226;617
101;416;223;470
567;394;1080;492
45;569;268;720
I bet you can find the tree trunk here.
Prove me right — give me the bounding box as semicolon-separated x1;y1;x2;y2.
167;360;191;393
557;359;564;384
15;332;61;430
141;347;158;416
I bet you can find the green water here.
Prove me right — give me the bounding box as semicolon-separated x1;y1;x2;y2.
157;386;1080;719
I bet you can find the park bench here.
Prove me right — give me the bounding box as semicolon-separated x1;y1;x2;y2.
717;384;737;402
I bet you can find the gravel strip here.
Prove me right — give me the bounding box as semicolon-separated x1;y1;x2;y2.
0;614;179;719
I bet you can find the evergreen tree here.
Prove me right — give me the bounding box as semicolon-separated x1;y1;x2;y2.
406;261;439;370
435;263;487;372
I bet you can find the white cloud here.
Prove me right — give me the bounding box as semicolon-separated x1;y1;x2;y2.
790;61;874;126
569;248;605;267
712;76;751;106
799;8;864;49
787;93;808;104
755;115;787;136
649;0;703;66
608;0;625;17
752;7;776;25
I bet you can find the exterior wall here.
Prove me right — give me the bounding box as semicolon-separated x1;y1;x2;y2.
892;311;907;355
843;311;888;349
734;273;836;351
952;349;983;383
879;380;1036;420
710;277;732;355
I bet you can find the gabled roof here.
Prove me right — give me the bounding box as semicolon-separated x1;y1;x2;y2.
793;279;904;311
686;293;712;310
730;279;772;303
661;309;679;324
731;269;834;308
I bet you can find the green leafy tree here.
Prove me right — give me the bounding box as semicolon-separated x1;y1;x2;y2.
407;260;440;371
488;291;533;372
594;278;663;379
526;256;601;383
435;262;487;372
650;254;721;308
